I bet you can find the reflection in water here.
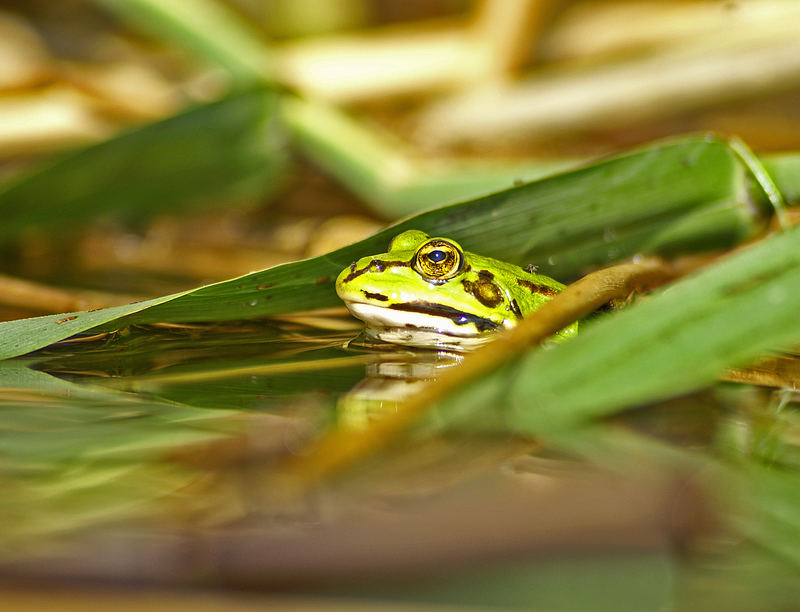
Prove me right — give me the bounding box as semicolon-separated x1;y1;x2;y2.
337;345;461;428
0;319;365;556
2;319;800;606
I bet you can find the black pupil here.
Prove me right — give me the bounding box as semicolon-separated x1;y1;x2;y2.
427;249;447;263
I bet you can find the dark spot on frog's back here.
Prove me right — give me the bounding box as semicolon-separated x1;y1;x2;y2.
462;277;503;308
478;269;494;280
362;291;389;302
517;279;558;297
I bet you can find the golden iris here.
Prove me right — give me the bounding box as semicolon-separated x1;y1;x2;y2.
413;239;463;280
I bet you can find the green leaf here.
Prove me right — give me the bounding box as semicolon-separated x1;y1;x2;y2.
97;0;276;85
279;96;576;217
495;222;800;433
0;136;768;359
0;88;286;243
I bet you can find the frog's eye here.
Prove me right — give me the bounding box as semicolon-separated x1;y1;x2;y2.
413;239;463;281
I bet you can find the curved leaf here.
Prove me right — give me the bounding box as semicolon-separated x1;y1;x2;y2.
0;136;766;359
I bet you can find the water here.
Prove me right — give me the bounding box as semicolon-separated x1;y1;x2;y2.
1;315;800;609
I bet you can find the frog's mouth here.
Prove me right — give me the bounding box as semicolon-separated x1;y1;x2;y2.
345;300;501;338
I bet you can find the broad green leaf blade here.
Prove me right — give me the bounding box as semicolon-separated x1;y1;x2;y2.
0;136;766;359
0;88;286;243
500;222;800;432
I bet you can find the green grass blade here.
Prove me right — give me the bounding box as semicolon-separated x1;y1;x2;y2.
0;136;767;359
280;96;575;216
97;0;275;85
0;88;286;243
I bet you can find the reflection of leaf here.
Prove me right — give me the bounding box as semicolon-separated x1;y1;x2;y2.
541;421;800;603
0;136;771;359
0;363;231;462
0;363;235;552
710;396;800;571
27;323;366;410
735;462;800;573
0;88;286;243
0;461;186;554
0;324;360;552
0;361;133;402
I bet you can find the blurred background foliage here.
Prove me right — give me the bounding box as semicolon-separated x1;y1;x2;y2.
3;1;800;610
2;0;800;315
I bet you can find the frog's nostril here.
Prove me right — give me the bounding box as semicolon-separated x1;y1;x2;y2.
349;261;356;272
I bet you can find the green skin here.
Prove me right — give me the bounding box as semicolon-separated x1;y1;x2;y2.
336;229;578;350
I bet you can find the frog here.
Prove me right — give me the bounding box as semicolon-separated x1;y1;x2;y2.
335;229;578;351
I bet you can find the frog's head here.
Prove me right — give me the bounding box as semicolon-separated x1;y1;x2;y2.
336;229;523;350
